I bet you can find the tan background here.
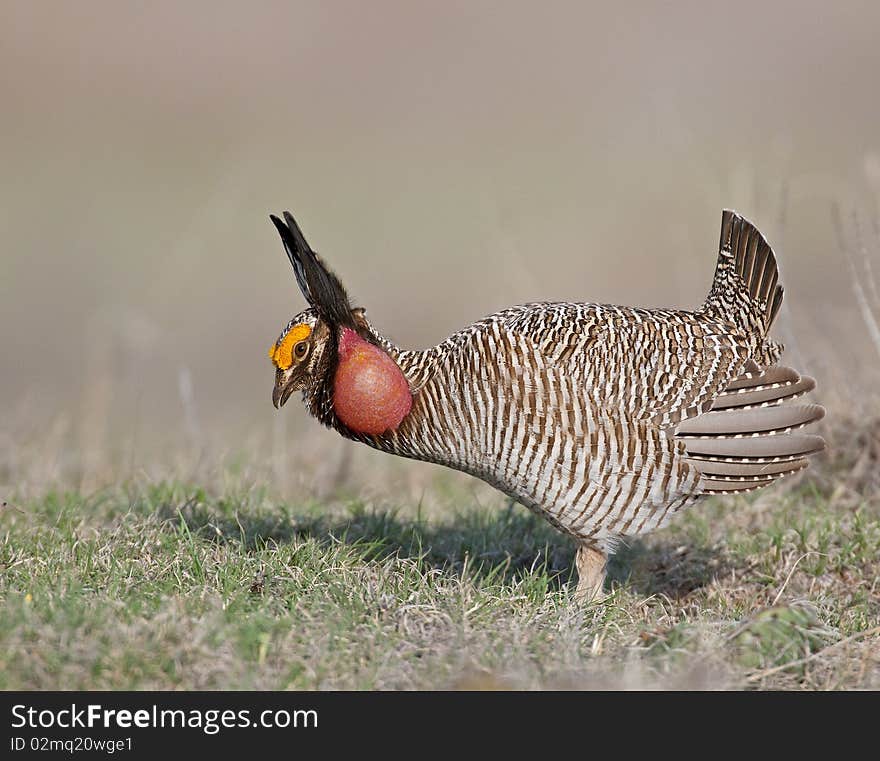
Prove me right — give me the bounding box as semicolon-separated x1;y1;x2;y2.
2;1;878;496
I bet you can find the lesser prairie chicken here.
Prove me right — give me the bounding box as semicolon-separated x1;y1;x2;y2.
267;210;825;599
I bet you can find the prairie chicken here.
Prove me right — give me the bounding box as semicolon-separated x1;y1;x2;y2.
267;210;825;600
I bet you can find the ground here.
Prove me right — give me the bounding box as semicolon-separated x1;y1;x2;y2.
1;420;877;690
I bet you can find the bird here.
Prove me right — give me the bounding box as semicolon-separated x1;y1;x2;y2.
267;209;825;600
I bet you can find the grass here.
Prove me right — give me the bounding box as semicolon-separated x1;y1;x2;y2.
1;451;877;690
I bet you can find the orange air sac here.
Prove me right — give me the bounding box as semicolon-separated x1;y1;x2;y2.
333;328;412;435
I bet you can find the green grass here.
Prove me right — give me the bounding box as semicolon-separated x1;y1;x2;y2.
1;474;877;690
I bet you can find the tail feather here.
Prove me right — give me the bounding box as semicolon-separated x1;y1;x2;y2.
677;364;825;496
766;274;784;330
704;211;785;365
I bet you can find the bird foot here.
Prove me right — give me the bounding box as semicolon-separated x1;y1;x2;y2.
574;544;608;602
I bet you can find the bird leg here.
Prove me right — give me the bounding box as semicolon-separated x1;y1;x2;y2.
575;543;607;602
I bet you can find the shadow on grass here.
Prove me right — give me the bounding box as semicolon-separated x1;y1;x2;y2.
611;539;737;599
155;496;734;597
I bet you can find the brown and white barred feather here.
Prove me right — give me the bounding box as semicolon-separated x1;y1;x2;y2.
336;211;824;551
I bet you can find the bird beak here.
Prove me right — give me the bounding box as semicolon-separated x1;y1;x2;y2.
272;367;296;409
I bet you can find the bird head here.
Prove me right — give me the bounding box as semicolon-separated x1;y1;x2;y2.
268;307;329;409
267;212;412;434
267;211;359;413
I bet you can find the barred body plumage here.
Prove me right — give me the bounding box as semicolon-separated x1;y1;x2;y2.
268;209;825;599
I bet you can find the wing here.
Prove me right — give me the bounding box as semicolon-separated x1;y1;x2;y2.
502;303;753;430
584;313;752;428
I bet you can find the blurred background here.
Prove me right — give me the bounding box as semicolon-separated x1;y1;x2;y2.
2;1;879;499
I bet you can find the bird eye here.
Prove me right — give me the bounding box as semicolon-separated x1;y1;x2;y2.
294;341;309;359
